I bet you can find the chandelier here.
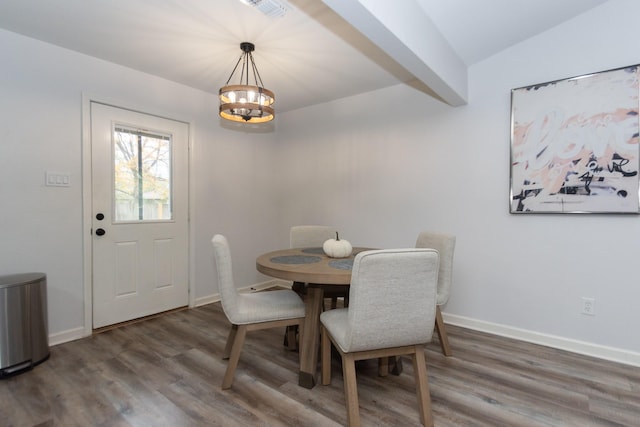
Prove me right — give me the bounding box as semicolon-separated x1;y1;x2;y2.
219;42;275;123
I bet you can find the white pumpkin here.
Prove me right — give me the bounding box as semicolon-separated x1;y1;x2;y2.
323;232;353;258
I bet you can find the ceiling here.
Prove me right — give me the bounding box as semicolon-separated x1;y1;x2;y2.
0;0;608;113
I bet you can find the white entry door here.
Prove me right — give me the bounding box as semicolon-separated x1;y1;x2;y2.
91;102;189;328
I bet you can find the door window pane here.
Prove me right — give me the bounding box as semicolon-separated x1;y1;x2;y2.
113;126;172;222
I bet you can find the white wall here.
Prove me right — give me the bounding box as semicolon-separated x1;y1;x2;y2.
275;0;640;363
0;28;280;340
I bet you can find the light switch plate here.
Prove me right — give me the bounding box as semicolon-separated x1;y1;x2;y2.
45;171;71;187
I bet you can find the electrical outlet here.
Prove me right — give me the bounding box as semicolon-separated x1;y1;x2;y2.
581;297;595;316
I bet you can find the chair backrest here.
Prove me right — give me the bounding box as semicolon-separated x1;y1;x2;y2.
211;234;240;322
344;248;439;352
290;225;335;248
415;231;456;306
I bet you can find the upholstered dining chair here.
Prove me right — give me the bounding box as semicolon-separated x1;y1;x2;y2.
320;248;439;427
415;231;456;357
211;234;306;390
290;225;336;249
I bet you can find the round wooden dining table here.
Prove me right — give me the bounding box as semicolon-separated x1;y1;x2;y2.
256;247;372;388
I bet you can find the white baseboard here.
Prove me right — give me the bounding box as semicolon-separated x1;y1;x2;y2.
194;293;220;307
241;279;293;292
48;326;86;347
444;313;640;368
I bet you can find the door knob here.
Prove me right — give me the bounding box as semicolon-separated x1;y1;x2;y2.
95;228;106;236
96;213;104;220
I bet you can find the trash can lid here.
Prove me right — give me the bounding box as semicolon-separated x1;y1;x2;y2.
0;273;46;288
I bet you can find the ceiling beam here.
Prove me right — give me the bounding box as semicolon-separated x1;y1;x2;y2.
321;0;468;106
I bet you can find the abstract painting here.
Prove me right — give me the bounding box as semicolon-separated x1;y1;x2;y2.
510;65;640;213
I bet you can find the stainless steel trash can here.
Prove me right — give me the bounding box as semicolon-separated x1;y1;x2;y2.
0;273;49;377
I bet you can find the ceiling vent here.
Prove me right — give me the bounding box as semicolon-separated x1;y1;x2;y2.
238;0;289;18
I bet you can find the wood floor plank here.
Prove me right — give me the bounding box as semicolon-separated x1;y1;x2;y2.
1;301;639;426
164;351;265;426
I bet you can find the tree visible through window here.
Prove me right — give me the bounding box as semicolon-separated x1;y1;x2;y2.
113;126;172;221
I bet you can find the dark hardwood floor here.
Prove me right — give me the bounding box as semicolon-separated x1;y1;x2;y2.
1;302;639;426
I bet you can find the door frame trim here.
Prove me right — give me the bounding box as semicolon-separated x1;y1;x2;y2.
81;93;195;338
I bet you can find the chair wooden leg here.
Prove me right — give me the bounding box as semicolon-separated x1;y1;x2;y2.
413;346;434;427
222;325;247;390
285;325;298;351
321;326;332;385
390;356;403;375
297;319;304;366
342;353;360;426
375;355;403;376
378;357;389;377
223;324;238;360
435;305;452;357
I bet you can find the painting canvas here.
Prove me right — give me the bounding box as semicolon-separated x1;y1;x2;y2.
510;65;640;213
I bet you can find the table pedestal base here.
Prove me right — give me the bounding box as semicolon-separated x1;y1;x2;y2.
298;286;324;389
298;370;316;388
